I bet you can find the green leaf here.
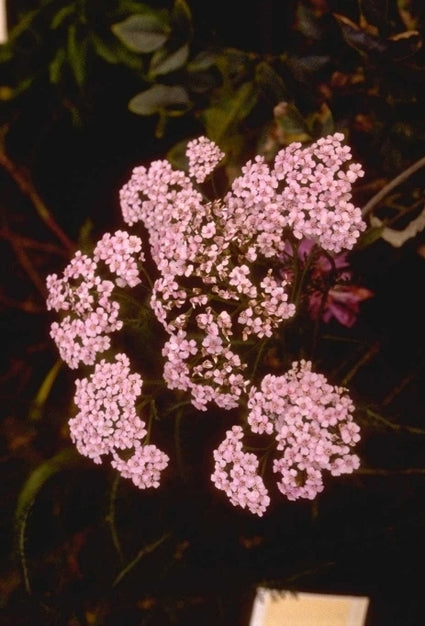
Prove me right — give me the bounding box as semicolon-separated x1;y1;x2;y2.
173;0;192;26
166;138;190;171
335;10;421;60
186;50;216;73
255;61;289;101
112;13;170;53
273;101;312;144
171;0;193;38
29;360;63;421
149;44;189;76
0;77;34;100
90;32;121;64
307;103;334;137
202;81;257;145
7;8;40;43
295;3;325;40
186;50;219;93
0;43;14;63
128;84;190;115
15;448;82;594
333;13;389;56
215;47;255;84
67;24;87;86
356;225;386;249
49;48;67;84
51;4;75;29
90;32;143;70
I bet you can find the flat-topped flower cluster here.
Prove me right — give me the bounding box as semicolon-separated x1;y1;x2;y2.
46;134;365;515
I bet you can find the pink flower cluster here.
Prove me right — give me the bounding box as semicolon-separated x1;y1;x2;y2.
273;134;365;253
70;353;169;487
93;230;145;288
70;353;146;462
47;134;365;508
46;236;170;489
120;134;352;409
46;232;146;368
161;320;247;411
211;425;270;516
186;136;225;183
111;444;169;489
46;251;122;369
247;360;360;501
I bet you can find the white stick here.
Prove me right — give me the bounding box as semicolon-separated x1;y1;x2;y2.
0;0;7;44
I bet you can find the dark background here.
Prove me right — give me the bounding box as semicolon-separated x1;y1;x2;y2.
1;1;425;624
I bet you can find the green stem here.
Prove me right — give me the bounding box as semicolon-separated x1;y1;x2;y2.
356;468;425;475
365;409;425;436
290;244;316;308
113;532;172;587
164;399;193;416
341;342;380;386
17;513;32;595
250;337;269;380
259;444;275;478
138;263;154;289
29;360;63;421
106;474;124;564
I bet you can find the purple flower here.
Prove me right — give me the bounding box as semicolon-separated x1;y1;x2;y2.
309;284;373;327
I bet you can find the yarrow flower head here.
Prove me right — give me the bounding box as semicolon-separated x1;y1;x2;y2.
70;353;145;462
186;135;225;183
70;353;169;486
247;360;360;501
93;230;145;288
46;133;365;511
211;425;270;516
46;251;122;369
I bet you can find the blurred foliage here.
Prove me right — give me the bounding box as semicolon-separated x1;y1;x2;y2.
2;1;425;624
2;0;425;170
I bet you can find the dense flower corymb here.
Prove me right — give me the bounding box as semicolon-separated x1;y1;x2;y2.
70;353;146;463
46;251;122;369
69;353;169;486
211;425;270;516
247;360;360;501
47;133;364;509
186;135;225;183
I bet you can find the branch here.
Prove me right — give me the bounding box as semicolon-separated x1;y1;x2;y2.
113;532;172;587
362;154;425;217
0;148;75;254
365;408;425;436
0;293;45;313
0;227;70;257
5;225;48;297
